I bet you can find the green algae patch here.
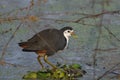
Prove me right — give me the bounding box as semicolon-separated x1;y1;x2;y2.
23;64;86;80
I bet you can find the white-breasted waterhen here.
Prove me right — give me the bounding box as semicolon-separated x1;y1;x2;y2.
18;26;75;69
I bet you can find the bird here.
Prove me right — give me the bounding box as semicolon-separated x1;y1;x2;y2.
18;26;75;69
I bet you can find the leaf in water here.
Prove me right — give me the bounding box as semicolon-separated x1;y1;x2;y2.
53;69;65;79
70;64;82;69
37;71;51;79
23;72;37;79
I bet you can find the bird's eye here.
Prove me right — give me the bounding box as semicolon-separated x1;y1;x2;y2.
67;30;70;33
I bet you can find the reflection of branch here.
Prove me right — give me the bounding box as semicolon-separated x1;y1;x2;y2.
91;0;95;8
0;60;26;67
104;26;120;42
93;1;105;79
0;0;34;67
0;22;23;60
75;10;120;23
97;63;120;80
0;28;12;35
0;10;120;23
93;48;118;52
38;12;91;16
0;0;34;17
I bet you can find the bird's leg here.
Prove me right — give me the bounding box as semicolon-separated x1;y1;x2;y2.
44;55;57;70
37;56;44;69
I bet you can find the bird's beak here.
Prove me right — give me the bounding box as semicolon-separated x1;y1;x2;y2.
71;32;78;38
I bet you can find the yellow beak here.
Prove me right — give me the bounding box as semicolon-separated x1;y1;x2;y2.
71;32;78;39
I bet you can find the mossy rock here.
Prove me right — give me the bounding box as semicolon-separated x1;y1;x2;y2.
23;63;86;80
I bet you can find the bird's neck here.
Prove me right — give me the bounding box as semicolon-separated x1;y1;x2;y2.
63;32;69;49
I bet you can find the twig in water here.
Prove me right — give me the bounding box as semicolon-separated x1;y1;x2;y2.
0;22;23;60
97;63;120;80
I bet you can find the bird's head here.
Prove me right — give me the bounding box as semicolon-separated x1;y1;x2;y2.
60;26;76;38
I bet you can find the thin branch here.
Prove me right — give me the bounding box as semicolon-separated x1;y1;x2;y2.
91;0;95;8
93;1;105;79
104;26;120;42
97;63;120;80
75;10;120;23
38;12;91;16
0;28;12;35
0;10;119;23
0;0;34;67
0;22;23;60
0;0;34;17
93;48;118;52
0;60;26;67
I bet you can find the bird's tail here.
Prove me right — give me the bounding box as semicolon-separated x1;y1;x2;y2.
18;42;28;48
18;42;37;52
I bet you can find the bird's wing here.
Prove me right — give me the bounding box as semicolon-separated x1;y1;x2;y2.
20;29;62;52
